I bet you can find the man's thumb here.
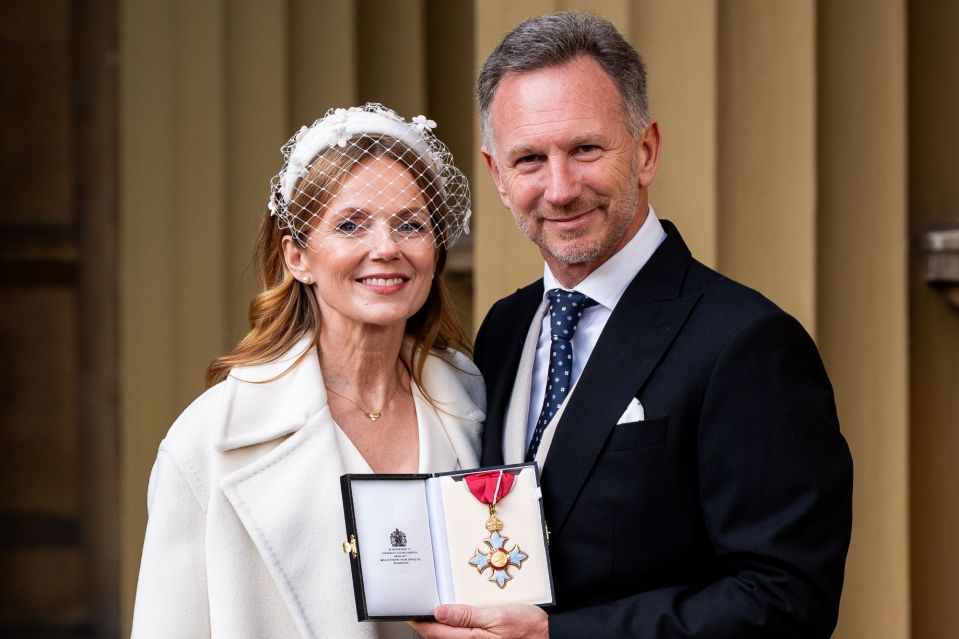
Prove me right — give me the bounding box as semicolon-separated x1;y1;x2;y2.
434;604;485;628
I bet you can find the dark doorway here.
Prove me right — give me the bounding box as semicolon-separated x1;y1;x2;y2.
0;0;119;636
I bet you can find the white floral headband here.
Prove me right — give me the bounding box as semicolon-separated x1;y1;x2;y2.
268;103;471;250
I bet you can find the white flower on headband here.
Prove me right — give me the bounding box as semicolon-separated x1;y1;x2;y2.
411;115;437;132
332;108;348;123
267;199;277;216
329;124;350;148
462;209;472;235
294;125;309;143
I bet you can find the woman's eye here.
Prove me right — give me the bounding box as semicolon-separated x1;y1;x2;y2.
398;220;427;234
336;219;361;234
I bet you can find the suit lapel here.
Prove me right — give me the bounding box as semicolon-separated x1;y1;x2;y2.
541;224;702;533
503;298;549;463
480;282;543;466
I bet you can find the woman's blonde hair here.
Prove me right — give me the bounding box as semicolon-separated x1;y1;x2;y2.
206;135;471;388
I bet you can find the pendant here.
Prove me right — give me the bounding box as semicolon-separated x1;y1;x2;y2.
366;411;382;422
468;504;528;588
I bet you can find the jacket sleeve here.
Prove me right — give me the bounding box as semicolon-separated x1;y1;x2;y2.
131;448;211;638
547;311;853;638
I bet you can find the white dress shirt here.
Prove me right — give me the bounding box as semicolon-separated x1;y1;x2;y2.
525;207;666;448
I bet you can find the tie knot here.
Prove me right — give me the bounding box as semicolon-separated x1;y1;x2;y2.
546;288;597;341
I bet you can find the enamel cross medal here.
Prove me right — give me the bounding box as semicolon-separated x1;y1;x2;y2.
465;469;528;588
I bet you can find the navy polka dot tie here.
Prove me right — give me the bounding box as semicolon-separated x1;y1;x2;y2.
526;289;598;461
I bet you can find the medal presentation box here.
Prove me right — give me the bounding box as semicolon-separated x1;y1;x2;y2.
339;463;555;621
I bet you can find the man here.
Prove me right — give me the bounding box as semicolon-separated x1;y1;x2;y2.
414;12;852;639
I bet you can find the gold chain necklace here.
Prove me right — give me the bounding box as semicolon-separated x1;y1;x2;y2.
324;382;399;422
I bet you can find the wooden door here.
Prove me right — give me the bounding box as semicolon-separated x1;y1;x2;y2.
0;0;118;636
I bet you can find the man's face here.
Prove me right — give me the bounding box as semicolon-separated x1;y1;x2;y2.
483;55;659;278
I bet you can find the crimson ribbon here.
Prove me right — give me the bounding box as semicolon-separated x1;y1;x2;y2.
464;470;516;505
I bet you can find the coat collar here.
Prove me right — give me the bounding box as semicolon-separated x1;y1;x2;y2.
214;335;484;453
214;336;322;452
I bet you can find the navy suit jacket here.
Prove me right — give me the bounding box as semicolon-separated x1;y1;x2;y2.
474;222;853;638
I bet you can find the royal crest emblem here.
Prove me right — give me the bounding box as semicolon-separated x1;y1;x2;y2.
389;528;407;548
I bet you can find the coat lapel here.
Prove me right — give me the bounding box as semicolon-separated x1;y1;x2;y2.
216;340;372;639
414;347;485;470
541;223;702;533
220;414;365;639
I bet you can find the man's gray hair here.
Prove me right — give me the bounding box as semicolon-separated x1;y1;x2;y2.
477;12;650;153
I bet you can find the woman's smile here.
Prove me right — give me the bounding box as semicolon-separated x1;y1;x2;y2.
356;273;410;293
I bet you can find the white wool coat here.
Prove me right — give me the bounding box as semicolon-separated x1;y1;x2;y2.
131;339;484;638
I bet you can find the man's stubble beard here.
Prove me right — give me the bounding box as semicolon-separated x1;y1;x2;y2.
511;173;641;267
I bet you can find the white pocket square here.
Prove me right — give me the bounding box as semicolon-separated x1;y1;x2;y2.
617;397;645;424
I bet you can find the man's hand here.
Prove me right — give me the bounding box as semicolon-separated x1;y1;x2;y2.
410;603;548;639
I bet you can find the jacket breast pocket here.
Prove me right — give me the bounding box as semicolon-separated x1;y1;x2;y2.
604;415;669;453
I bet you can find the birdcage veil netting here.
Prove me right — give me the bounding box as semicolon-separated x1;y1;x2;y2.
267;103;471;251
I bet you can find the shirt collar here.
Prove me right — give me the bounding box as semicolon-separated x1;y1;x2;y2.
543;206;667;311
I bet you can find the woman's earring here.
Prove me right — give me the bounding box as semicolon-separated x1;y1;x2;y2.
302;276;313;285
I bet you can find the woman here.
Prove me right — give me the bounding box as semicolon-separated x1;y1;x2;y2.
131;104;482;638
